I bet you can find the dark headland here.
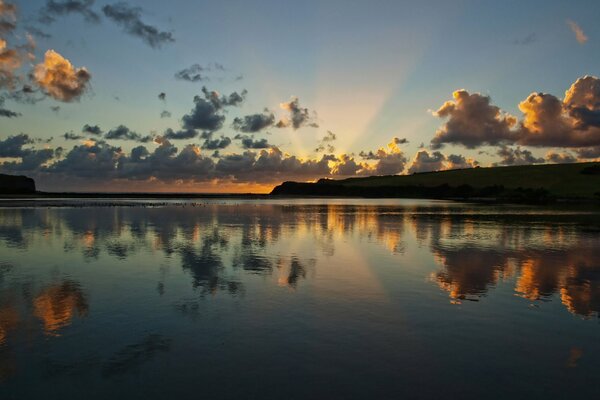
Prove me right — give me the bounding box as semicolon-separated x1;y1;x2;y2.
0;174;36;194
271;162;600;203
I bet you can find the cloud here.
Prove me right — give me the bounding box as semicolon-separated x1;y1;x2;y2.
330;154;364;176
567;20;587;44
432;76;600;149
276;97;319;129
0;36;35;90
545;151;577;164
82;123;102;135
0;20;15;34
575;146;600;159
407;150;446;174
315;131;337;153
517;77;600;147
174;64;207;82
102;2;174;48
181;96;225;132
162;128;197;140
33;50;91;102
359;137;408;175
104;125;152;142
445;154;479;169
25;26;51;39
493;146;544;166
201;136;232;150
0;133;55;171
232;110;275;132
0;1;16;20
0;133;32;157
0;95;19;117
160;110;171;118
180;88;245;132
48;140;123;177
158;92;165;101
234;135;271;149
513;33;536;45
201;86;246;109
563;75;600;130
63;131;84;140
39;0;100;24
431;89;517;149
406;150;478;174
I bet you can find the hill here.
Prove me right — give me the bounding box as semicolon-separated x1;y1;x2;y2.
0;174;36;194
271;162;600;201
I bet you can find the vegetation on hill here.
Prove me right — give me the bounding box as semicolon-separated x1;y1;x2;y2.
271;162;600;202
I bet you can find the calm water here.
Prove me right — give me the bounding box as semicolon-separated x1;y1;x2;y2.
1;199;600;399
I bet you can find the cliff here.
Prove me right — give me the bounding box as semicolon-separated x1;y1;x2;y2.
0;174;36;194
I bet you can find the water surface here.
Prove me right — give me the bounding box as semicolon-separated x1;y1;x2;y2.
1;199;599;399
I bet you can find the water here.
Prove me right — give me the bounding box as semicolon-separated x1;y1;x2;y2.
0;199;599;399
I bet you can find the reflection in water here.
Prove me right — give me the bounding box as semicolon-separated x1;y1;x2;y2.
34;280;88;336
102;334;171;378
0;205;599;317
0;202;600;397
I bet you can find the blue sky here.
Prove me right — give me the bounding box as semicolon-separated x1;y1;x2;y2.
1;0;599;191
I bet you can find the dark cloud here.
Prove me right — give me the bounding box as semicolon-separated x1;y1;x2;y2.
0;134;55;171
575;146;600;159
276;97;318;129
39;0;100;24
180;88;245;132
33;50;91;102
0;96;19;117
234;135;271;149
232;110;275;133
545;151;577;164
0;133;33;157
102;2;174;48
201;86;246;110
63;131;84;140
0;1;16;19
82;124;102;135
331;154;363;176
201;136;232;150
431;90;517;149
174;63;229;82
407;150;446;174
181;96;224;132
105;125;152;142
513;33;536;45
174;64;207;82
0;20;15;34
493;146;544;166
162;128;197;140
315;131;337;152
445;154;479;169
160;110;171;118
25;26;52;39
49;140;123;177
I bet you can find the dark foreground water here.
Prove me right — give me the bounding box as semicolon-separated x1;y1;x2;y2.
1;199;600;399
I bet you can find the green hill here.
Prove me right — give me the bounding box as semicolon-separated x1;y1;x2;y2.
271;162;600;201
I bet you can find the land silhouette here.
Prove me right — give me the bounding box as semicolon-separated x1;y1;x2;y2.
1;162;599;203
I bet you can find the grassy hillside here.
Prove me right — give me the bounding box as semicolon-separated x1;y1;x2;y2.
272;162;600;200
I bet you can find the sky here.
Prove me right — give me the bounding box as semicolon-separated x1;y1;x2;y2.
1;0;599;192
